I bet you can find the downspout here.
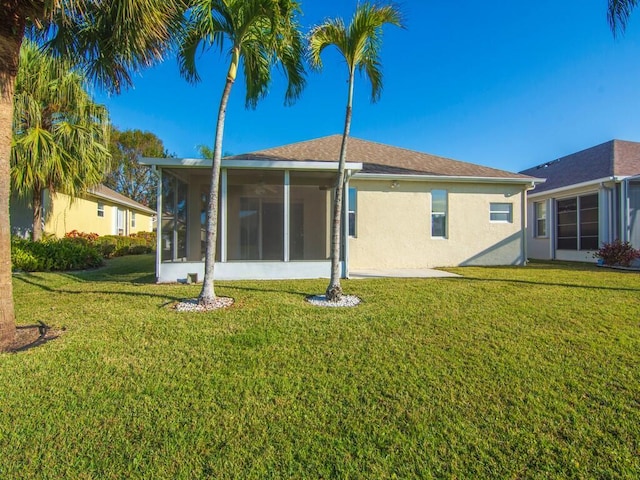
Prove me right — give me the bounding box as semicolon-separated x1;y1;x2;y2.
521;183;534;266
343;169;355;278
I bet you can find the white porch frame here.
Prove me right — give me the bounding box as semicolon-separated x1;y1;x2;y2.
143;157;362;283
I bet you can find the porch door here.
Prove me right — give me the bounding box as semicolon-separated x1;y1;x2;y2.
290;203;304;260
262;202;283;260
238;197;284;260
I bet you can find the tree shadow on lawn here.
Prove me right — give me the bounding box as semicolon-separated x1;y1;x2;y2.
459;275;640;293
13;274;183;305
221;282;316;298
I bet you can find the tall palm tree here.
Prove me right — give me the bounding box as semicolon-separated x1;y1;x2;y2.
178;0;306;306
12;41;110;241
309;2;402;301
0;0;186;351
608;0;638;35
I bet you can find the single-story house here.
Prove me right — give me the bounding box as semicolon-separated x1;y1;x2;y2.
142;135;541;282
520;139;640;262
11;184;156;238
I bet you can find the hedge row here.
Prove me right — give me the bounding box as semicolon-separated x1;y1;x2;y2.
11;237;104;272
12;231;157;272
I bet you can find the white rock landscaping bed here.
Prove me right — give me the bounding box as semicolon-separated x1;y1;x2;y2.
174;297;234;312
306;295;362;307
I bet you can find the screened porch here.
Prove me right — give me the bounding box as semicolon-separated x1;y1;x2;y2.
155;164;354;282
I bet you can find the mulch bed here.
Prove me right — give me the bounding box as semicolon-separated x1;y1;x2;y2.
6;323;61;353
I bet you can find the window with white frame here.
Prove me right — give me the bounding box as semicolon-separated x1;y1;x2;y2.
97;202;104;217
431;190;447;238
490;203;512;222
535;201;547;237
131;212;136;228
348;187;357;237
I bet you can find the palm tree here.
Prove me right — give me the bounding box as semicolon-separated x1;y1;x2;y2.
608;0;638;35
0;0;186;351
178;0;306;306
309;2;403;301
12;41;110;241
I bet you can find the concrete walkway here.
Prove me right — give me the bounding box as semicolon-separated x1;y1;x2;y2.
349;268;461;279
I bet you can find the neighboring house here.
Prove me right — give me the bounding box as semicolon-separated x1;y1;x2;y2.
142;135;540;282
520;139;640;262
11;184;156;238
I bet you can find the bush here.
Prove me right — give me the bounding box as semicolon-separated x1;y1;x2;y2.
11;237;104;272
65;231;156;259
65;230;99;242
594;239;640;267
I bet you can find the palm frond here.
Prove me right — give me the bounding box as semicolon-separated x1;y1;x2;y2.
33;0;188;93
608;0;639;36
11;40;110;201
308;2;403;103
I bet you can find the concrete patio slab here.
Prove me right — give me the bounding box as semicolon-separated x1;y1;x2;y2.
348;269;461;279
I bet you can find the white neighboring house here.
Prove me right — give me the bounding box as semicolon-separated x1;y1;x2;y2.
520;139;640;262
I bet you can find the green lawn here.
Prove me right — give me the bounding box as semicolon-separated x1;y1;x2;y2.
1;255;639;479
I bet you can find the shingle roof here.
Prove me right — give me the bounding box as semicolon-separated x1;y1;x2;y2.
519;140;640;194
227;135;535;180
89;185;156;214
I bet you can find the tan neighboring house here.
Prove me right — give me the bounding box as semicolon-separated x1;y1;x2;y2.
11;184;156;238
520;139;640;262
141;135;542;282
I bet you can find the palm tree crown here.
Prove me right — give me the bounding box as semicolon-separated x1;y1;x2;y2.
179;0;306;108
12;40;110;240
308;2;402;102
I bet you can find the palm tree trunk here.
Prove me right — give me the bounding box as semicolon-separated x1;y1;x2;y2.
326;71;355;301
0;7;25;350
198;51;238;305
32;186;43;241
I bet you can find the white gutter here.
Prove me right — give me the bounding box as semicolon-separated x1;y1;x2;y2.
140;157;363;172
527;176;623;199
353;172;543;185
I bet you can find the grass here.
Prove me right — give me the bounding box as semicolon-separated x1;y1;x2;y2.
1;255;639;478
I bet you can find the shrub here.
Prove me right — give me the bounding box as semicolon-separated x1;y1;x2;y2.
594;239;640;267
64;231;156;258
11;237;104;272
128;245;153;255
65;230;99;242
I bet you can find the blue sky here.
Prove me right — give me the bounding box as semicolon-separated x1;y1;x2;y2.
96;1;640;173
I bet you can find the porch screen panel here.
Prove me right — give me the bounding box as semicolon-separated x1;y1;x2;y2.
289;172;331;260
556;198;577;250
161;172;187;261
579;194;598;250
227;170;284;261
199;186;221;262
630;182;640;248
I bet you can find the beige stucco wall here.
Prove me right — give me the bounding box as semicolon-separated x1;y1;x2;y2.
348;179;526;269
44;191;154;237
